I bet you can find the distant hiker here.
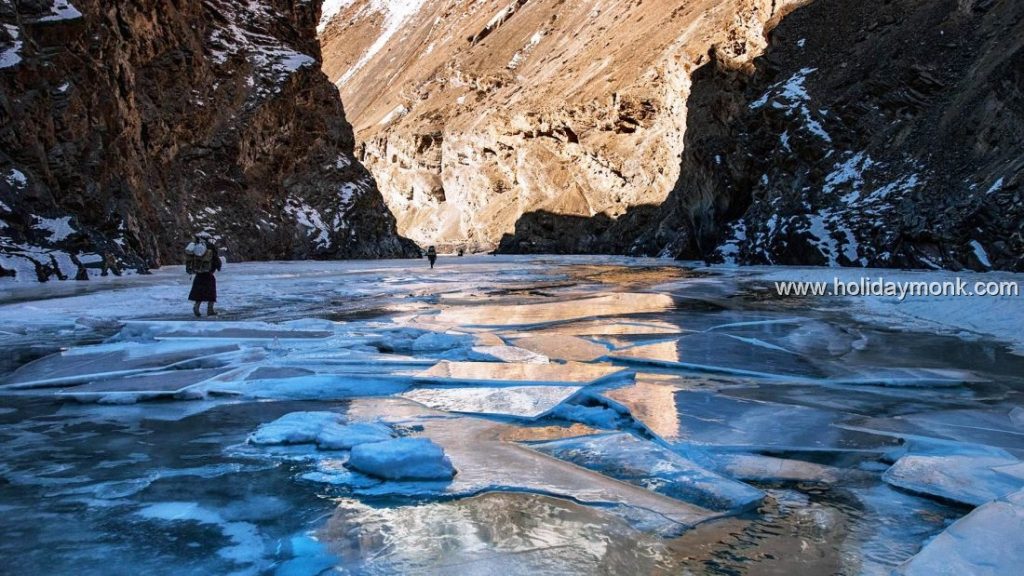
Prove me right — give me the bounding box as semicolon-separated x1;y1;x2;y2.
100;251;122;276
426;246;437;269
185;235;222;317
457;247;465;257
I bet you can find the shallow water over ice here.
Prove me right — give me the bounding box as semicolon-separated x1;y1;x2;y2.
1;256;1023;574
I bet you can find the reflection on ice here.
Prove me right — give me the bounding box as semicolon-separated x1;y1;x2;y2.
415;360;629;386
435;292;675;327
401;385;583;418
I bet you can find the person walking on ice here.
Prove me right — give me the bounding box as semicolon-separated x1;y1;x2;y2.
185;234;222;317
426;245;437;269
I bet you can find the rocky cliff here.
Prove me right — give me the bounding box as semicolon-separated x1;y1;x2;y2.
320;0;804;252
0;0;417;280
324;0;1022;270
644;0;1024;270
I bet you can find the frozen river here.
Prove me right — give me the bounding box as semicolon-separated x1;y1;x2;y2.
1;256;1022;575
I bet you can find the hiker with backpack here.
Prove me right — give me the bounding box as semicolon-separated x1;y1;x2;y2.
185;234;222;317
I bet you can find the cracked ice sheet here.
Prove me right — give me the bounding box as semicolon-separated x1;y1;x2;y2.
609;332;825;379
0;342;241;389
401;385;583;419
328;398;721;532
839;407;1024;457
898;489;1024;576
526;432;764;512
415;360;629;386
604;386;899;454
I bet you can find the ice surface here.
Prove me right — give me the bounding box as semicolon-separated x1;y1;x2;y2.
528;433;764;512
415;360;628;386
898;489;1024;576
347;437;456;480
610;332;824;379
2;257;1023;574
883;453;1024;506
435;292;675;328
511;335;611;361
401;385;582;419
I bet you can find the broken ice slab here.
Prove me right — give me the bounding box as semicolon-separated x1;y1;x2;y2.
336;398;720;531
51;367;232;401
0;342;240;389
434;292;675;328
824;367;983;388
715;453;870;484
883;453;1024;506
604;387;899;453
527;432;764;512
898;489;1024;576
204;373;413;400
840;408;1024;457
509;335;611;361
609;332;825;379
520;318;684;337
414;360;630;387
400;385;583;419
248;411;344;445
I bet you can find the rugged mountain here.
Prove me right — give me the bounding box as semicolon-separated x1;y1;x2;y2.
324;0;1022;270
319;0;804;252
643;0;1024;270
0;0;417;280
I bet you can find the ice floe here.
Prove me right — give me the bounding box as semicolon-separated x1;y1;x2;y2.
348;437;455;481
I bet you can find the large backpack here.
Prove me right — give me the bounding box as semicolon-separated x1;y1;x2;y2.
185;241;214;274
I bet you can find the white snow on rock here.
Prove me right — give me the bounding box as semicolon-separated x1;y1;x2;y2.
1;24;23;69
333;0;428;86
32;216;76;241
750;67;831;142
898;489;1024;576
248;411;344;445
347;437;456;481
38;1;83;22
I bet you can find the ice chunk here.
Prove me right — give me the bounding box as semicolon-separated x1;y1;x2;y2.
511;335;610;361
248;412;343;445
883;453;1024;506
528;433;764;512
467;345;548;363
401;385;582;419
898;489;1024;576
609;333;824;379
411;331;474;352
347;438;456;480
316;422;394;450
415;361;628;386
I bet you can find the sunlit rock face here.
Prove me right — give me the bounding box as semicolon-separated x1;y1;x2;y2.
319;0;804;252
0;0;417;275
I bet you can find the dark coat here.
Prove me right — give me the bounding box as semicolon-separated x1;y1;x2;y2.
188;246;221;302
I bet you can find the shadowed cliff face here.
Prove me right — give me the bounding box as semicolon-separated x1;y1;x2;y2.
0;0;417;278
502;0;1024;270
320;0;803;251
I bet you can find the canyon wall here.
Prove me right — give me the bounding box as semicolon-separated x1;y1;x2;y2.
320;0;804;252
0;0;416;279
644;0;1024;270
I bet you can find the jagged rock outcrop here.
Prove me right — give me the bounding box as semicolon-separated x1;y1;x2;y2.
319;0;804;252
649;0;1024;270
0;0;417;280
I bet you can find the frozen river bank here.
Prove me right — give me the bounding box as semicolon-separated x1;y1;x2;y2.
1;256;1023;574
